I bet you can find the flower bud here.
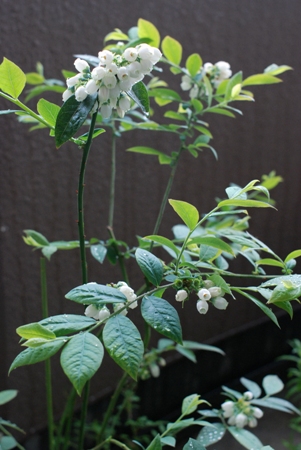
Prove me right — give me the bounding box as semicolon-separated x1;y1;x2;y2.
100;104;112;119
114;303;127;316
123;47;138;62
62;89;73;102
84;304;99;320
86;79;98;95
197;288;211;301
98;306;110;321
243;391;254;401
221;400;235;418
98;50;114;65
253;407;264;419
196;299;209;314
248;417;258;428
175;289;188;302
102;74;117;89
66;73;81;88
212;296;228;310
235;413;248;428
149;363;160;378
203;279;214;289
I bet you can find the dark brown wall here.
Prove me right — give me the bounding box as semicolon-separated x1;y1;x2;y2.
1;0;301;435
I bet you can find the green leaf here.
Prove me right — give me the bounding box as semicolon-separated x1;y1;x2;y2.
26;72;45;85
128;81;149;114
233;288;280;327
60;332;103;395
183;438;206;450
137;19;160;47
181;394;201;416
252;396;300;414
0;390;18;406
208;274;232;295
197;423;226;446
240;377;262;398
162;36;182;65
103;315;144;380
180;340;225;356
228;427;263;449
164;110;186;121
199;245;218;261
9;339;66;373
146;434;162;450
268;280;301;304
135;248;163;286
264;64;292;76
127;146;170;165
169;199;199;231
149;88;182;102
141;295;182;344
242;73;282;86
206;106;235;118
285;249;301;263
65;282;126;305
262;375;284;396
39;314;96;336
186;53;202;77
143;235;180;256
160;436;176;447
189;236;234;256
54;93;97;148
218;199;273;209
0;57;26;98
90;243;107;264
0;436;18;450
37;98;60;127
256;258;284;268
23;229;50;247
104;28;129;43
16;323;56;340
25;84;65;102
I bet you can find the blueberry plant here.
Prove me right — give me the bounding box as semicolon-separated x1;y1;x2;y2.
0;18;300;450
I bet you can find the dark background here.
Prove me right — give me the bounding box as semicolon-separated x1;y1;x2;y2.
0;0;301;437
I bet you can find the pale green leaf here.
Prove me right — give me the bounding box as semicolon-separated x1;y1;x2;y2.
169;199;199;231
242;74;282;86
137;19;160;47
186;53;202;77
181;394;201;416
183;438;206;450
188;236;234;256
262;375;284;396
0;390;18;406
240;377;261;398
144;235;180;256
161;36;182;65
16;323;56;340
0;57;26;98
197;423;226;446
37;98;60;127
228;427;263;449
284;249;301;263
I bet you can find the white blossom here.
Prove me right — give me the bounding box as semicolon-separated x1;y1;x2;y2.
74;58;90;72
118;95;131;112
204;62;214;74
66;73;82;88
196;299;209;314
62;89;73;102
248;417;258;428
221;401;235;418
102;74;117;89
100;104;112;119
86;79;99;95
98;50;114;65
98;86;110;104
243;391;254;401
84;304;100;320
118;282;138;309
92;66;106;81
208;286;223;298
75;86;88;102
235;413;248;428
127;61;142;78
123;47;138;62
197;288;211;301
181;74;193;91
253;407;264;419
175;289;188;302
203;279;215;289
114;302;128;316
149;363;160;378
213;61;232;87
98;306;110;321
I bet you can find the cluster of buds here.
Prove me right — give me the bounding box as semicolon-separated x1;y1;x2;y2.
140;352;167;380
175;279;228;314
63;44;162;119
180;60;232;99
84;281;138;320
221;391;264;429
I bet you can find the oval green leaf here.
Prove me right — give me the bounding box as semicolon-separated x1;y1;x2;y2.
169;199;199;231
161;36;182;65
135;248;163;286
141;295;182;344
0;390;18;406
65;282;126;305
37;98;60;127
186;53;202;77
228;427;263;449
197;423;226;446
60;332;104;395
0;58;26;98
55;93;97;148
16;323;56;340
39;314;96;336
137;18;160;48
262;374;284;396
128;81;149;114
103;315;144;380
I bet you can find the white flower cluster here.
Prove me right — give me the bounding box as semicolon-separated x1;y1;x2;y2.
175;279;228;314
180;60;232;99
221;391;264;429
84;281;137;321
63;44;162;119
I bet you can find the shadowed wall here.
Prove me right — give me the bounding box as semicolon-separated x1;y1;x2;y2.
0;0;301;436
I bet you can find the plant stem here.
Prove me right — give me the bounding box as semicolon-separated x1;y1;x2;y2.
107;226;130;284
59;388;77;450
76;111;98;449
151;145;185;238
77;111;98;284
96;372;128;444
108;127;117;229
89;437;132;450
40;257;54;450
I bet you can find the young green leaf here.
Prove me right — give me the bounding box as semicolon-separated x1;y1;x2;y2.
55;93;97;148
186;53;202;77
37;98;60;127
242;73;282;86
65;283;126;305
161;36;182;65
23;229;50;247
90;243;107;264
60;332;103;395
188;236;234;256
141;295;182;344
135;248;163;286
183;438;207;450
218;199;273;209
284;249;301;263
146;434;162;450
143;234;180;256
0;436;19;450
169;199;199;231
9;339;66;373
0;58;26;98
137;19;160;47
240;377;262;399
16;323;56;340
103;315;144;380
182;394;202;416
